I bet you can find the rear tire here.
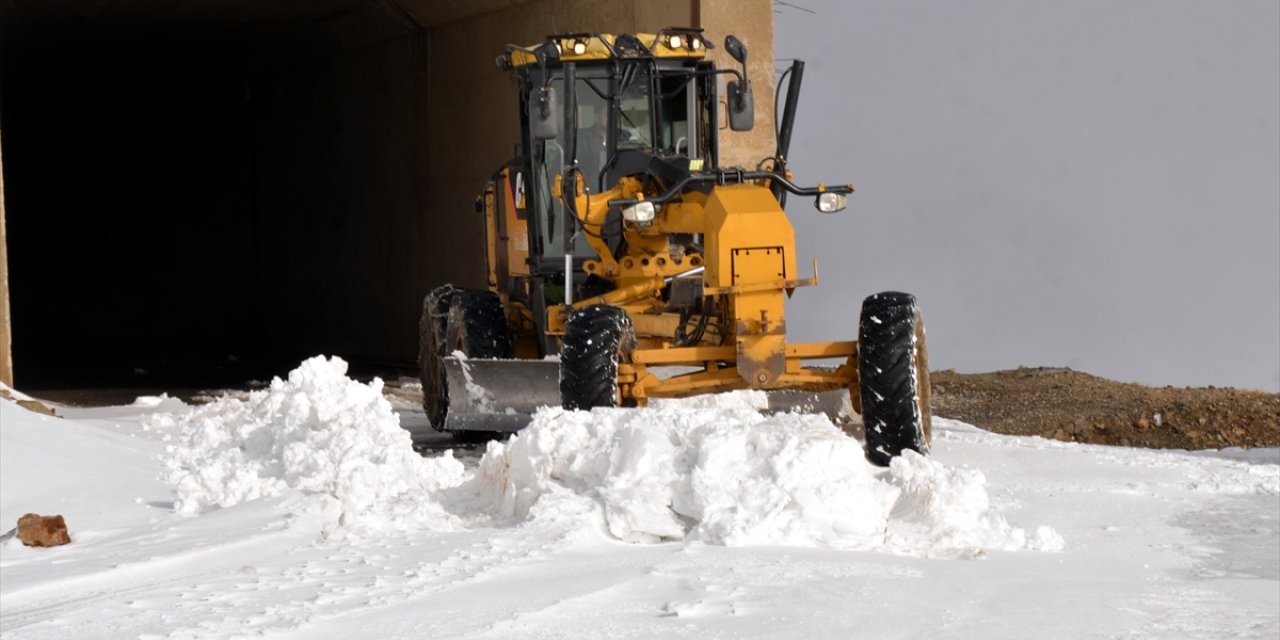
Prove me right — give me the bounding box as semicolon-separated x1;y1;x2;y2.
858;291;932;466
418;286;513;431
419;285;458;428
560;305;636;410
443;290;515;361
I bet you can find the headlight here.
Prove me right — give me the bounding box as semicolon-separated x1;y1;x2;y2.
689;36;702;50
669;35;683;49
622;200;656;224
572;39;587;55
815;192;847;213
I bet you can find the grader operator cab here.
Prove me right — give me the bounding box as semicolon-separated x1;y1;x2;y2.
419;29;931;465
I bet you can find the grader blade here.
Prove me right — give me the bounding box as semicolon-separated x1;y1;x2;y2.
764;388;851;423
441;356;561;432
440;356;850;433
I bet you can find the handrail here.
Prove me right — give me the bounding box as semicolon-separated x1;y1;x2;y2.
607;170;852;209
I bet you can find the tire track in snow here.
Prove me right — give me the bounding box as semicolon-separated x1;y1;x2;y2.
0;501;326;637
0;569;226;632
156;508;594;638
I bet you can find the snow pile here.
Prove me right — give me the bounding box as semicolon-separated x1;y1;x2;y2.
154;357;1060;553
479;392;1061;555
886;451;1065;553
156;356;465;530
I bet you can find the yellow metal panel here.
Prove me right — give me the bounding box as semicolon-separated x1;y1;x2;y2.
632;345;737;365
702;184;797;289
731;246;785;285
788;341;857;358
699;184;798;387
502;172;530;277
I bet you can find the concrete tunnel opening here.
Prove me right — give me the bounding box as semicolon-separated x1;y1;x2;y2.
1;2;437;390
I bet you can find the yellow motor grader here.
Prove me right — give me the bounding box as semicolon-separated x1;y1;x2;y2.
419;29;930;465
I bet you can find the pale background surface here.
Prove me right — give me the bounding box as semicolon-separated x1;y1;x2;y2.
774;0;1280;391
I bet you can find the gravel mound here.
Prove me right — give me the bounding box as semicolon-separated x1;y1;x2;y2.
932;367;1280;450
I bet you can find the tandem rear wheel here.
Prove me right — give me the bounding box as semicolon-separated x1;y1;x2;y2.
417;285;513;441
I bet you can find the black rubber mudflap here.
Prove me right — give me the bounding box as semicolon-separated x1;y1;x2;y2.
560;305;636;410
859;291;932;466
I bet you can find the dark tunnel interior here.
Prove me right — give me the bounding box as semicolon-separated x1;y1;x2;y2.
2;7;432;390
5;48;263;388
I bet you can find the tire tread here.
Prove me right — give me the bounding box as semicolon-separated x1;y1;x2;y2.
560;305;635;410
418;286;512;429
859;291;931;466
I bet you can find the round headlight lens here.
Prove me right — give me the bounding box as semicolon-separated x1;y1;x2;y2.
622;201;656;224
816;192;847;213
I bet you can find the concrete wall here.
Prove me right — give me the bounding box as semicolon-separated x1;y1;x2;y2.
0;129;10;387
698;0;776;169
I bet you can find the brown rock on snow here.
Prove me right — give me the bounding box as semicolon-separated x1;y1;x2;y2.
0;388;58;417
16;514;71;547
16;399;58;417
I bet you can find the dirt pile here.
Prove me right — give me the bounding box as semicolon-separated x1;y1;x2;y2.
931;367;1280;450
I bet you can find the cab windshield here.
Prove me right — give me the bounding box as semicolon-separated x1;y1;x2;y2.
529;60;709;260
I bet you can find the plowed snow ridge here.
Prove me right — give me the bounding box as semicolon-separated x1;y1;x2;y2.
159;357;1061;555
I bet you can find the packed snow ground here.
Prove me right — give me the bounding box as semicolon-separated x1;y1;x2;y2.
1;357;1277;639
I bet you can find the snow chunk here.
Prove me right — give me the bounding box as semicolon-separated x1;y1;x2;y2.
479;391;1058;555
1186;462;1280;496
157;356;465;531
132;393;190;412
885;451;1064;553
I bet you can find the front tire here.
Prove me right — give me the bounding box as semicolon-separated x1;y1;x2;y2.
560;305;636;410
858;291;932;466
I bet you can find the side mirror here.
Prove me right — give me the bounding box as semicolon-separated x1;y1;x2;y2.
724;35;748;65
727;80;754;131
529;85;561;140
724;35;753;131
